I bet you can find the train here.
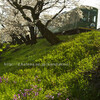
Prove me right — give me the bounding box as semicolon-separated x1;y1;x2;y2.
48;5;98;35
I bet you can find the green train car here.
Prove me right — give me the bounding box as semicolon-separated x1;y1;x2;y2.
49;6;98;34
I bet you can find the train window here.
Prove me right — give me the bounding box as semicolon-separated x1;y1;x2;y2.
93;16;96;22
81;11;88;22
90;15;95;22
88;12;90;22
83;17;87;21
81;14;88;22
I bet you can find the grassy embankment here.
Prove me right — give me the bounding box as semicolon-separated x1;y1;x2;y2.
0;31;100;100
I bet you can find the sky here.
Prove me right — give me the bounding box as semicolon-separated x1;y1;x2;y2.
79;0;100;28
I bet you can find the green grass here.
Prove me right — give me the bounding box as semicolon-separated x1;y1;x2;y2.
0;31;100;100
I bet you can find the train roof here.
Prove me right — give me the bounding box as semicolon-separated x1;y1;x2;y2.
77;5;98;10
61;5;98;15
58;5;98;19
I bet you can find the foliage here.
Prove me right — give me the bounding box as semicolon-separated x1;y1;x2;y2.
0;31;100;100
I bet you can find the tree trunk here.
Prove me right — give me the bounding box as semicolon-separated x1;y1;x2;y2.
10;35;16;45
14;36;23;44
19;34;27;44
25;35;31;45
12;34;23;44
28;26;37;44
36;20;61;45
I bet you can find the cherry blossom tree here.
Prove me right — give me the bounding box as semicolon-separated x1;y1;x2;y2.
4;0;80;45
0;0;37;44
0;0;80;45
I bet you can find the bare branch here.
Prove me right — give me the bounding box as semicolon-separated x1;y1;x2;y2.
19;9;32;22
7;0;17;8
41;0;59;12
19;0;21;4
34;0;44;13
45;6;65;27
22;5;34;11
7;1;32;22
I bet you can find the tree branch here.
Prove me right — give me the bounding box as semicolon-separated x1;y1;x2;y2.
41;0;59;12
19;0;21;4
7;0;32;22
22;5;34;11
7;0;17;8
19;9;32;22
45;6;65;27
